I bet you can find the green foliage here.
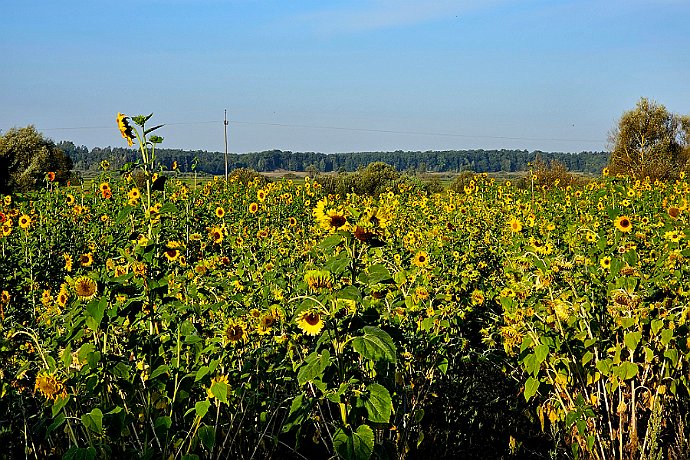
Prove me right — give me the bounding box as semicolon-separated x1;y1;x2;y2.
0;125;73;193
608;97;690;179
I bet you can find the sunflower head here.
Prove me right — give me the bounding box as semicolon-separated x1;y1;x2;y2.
412;251;429;268
297;310;325;336
614;215;632;233
74;276;98;300
35;372;67;401
304;270;333;291
117;113;135;147
224;320;247;344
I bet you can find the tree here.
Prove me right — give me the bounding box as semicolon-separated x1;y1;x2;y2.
0;126;73;193
608;97;690;179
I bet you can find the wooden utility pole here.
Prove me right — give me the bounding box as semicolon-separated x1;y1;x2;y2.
224;109;229;181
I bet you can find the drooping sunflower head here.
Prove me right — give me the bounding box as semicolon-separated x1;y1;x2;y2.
304;270;333;291
297;310;325;336
34;372;67;401
614;215;632;233
74;276;98;300
117;113;135;147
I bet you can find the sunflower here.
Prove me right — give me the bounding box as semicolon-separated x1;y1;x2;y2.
164;248;180;261
215;206;225;218
224;320;247;344
1;290;10;304
18;215;31;229
46;171;56;182
614;215;632;233
66;194;75;206
117;112;135;147
297;310;325;336
99;182;110;193
79;252;94;267
412;251;429;268
63;253;73;272
74;276;98;300
507;217;522;233
471;289;485;305
248;202;259;214
664;230;683;243
209;226;224;244
56;286;70;307
668;206;680;220
415;286;430;301
128;188;141;202
288;217;297;227
600;256;612;270
304;270;332;291
34;372;67;401
257;189;266;202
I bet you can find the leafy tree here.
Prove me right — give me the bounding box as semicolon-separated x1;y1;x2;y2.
608;97;690;179
0;126;73;193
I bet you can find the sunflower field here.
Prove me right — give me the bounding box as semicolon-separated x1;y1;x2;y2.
1;115;690;460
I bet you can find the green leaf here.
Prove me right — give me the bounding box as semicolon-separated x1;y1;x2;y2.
624;331;642;352
333;425;374;460
651;319;664;335
197;425;216;451
159;202;179;214
52;395;70;417
150;364;169;380
144;124;165;135
195;400;211;419
614;362;639;380
361;383;392;423
351;326;397;363
81;408;103;433
63;447;97;460
596;358;612;376
195;366;210;382
209;381;229;404
115;205;135;225
524;376;540;401
85;297;107;331
534;343;549;364
661;329;674;346
366;264;393;284
297;350;331;385
319;234;343;251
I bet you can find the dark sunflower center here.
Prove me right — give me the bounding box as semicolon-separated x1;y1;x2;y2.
305;312;320;326
330;215;346;228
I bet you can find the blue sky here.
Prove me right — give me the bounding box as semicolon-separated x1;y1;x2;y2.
1;0;689;154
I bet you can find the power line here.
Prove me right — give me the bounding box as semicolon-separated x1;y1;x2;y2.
36;118;607;144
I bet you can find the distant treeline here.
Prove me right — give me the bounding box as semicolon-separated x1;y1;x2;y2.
58;141;609;174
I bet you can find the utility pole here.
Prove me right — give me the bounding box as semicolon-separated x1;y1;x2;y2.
224;109;229;181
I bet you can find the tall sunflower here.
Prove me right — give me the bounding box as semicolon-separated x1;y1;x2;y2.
117;113;135;147
35;372;67;401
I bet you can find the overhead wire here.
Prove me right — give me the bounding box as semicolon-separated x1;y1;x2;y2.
36;118;607;144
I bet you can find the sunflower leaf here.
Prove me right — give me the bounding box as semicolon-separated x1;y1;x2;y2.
352;326;397;363
333;425;374;460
